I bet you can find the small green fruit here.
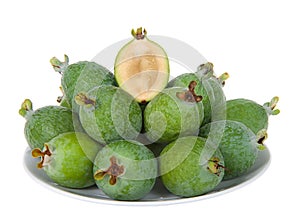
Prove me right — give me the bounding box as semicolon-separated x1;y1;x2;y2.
32;132;101;188
50;55;116;112
226;97;280;134
19;99;76;149
168;62;228;126
75;85;142;144
160;136;225;197
114;27;170;103
199;120;265;180
144;81;204;143
93;140;157;201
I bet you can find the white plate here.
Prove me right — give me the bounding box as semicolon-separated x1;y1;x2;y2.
23;147;270;206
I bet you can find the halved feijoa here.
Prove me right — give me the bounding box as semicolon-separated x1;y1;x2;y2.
114;27;170;103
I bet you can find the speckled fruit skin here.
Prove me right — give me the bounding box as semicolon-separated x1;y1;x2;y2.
144;87;204;143
199;120;258;180
93;140;157;201
168;73;226;126
78;85;142;144
43;132;101;188
160;136;224;197
62;61;116;112
226;98;268;134
24;106;75;149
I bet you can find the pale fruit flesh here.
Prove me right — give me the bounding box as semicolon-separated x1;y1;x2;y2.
115;39;169;103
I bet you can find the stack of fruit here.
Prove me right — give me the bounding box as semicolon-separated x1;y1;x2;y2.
20;28;279;201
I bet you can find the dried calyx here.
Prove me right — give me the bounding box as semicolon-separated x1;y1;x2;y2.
31;144;52;168
57;86;65;104
207;157;225;176
256;129;268;150
75;93;96;108
94;156;125;185
176;81;202;102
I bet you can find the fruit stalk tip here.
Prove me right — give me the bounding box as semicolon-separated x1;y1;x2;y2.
50;54;69;74
19;99;33;119
131;27;147;40
263;96;280;116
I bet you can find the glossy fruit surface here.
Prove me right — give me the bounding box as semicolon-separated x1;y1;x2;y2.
76;85;142;144
93;140;157;200
19;99;76;149
160;136;224;197
114;28;169;103
32;132;101;188
200;120;260;180
144;82;204;143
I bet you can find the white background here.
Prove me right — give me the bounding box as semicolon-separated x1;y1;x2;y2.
1;0;299;213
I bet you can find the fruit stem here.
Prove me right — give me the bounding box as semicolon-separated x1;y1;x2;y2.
263;96;280;115
131;27;147;40
50;54;69;74
74;93;96;108
31;144;52;169
19;99;33;119
176;81;203;103
94;156;125;185
256;129;268;150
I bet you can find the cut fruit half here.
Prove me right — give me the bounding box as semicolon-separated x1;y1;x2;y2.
114;27;170;103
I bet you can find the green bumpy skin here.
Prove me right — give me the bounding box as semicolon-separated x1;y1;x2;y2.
226;98;268;134
93;140;157;201
144;87;204;143
168;72;226;126
199;120;259;180
78;85;142;144
160;136;224;197
24;106;76;149
41;132;101;188
60;61;116;112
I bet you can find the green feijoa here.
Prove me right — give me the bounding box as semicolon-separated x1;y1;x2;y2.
19;99;77;149
50;55;116;112
32;132;101;188
168;62;228;125
75;85;142;144
226;97;280;134
93;140;157;201
160;136;225;197
144;81;204;143
199;120;265;180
